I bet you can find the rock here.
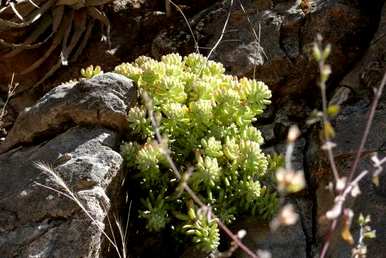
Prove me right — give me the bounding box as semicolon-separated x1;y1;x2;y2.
0;126;123;258
260;124;275;143
152;0;372;97
340;2;386;97
0;73;136;154
308;5;386;256
0;72;137;257
309;100;386;257
233;204;308;258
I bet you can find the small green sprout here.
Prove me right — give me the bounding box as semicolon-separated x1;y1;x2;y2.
81;65;103;79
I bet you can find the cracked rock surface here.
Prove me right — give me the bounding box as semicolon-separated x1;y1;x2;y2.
0;0;385;257
0;73;136;258
308;4;386;257
0;73;136;154
152;0;373;97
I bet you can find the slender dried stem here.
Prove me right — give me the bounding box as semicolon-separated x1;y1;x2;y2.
167;0;199;53
143;93;259;258
206;0;233;60
347;69;386;183
165;0;171;17
320;69;386;258
318;60;340;182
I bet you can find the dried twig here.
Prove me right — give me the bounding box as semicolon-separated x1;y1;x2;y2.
142;92;259;258
167;0;200;53
347;69;386;183
319;57;386;258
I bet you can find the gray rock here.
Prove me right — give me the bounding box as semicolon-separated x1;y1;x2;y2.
0;73;136;154
234;211;307;258
0;73;136;257
260;124;275;142
340;2;386;97
310;100;386;258
0;126;123;258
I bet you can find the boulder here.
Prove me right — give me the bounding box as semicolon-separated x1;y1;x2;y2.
0;73;136;154
0;73;136;258
0;126;123;258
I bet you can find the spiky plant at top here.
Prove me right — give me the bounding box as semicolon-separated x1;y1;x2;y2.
0;0;112;87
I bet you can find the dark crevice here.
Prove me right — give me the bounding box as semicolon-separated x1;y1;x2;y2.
302;126;318;258
294;198;312;258
30;121;77;145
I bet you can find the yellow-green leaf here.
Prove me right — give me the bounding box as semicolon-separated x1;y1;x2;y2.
323;121;335;139
327;105;340;118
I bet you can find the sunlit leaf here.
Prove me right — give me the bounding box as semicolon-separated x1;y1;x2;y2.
327;104;340;118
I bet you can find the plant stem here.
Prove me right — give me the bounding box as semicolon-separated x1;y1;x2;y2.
347;69;386;183
144;93;259;258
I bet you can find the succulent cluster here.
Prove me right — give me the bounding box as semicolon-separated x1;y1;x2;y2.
117;53;278;252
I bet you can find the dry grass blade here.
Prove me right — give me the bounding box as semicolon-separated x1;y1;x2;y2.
168;0;199;53
0;35;49;48
1;15;52;52
61;10;74;57
87;7;109;30
87;6;110;44
0;73;18;122
206;0;233;60
165;0;171;17
32;56;61;88
34;161;125;258
1;0;112;86
238;0;268;61
34;161;68;190
0;0;43;17
113;214;128;258
56;0;79;6
28;0;40;9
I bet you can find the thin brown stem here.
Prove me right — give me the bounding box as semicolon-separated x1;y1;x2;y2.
320;170;369;258
347;69;386;183
206;0;233;60
143;93;259;258
320;219;338;258
165;0;171;17
318;59;340;182
0;73;18;123
167;0;199;53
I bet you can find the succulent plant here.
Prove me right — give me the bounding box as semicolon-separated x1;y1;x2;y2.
118;53;278;252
